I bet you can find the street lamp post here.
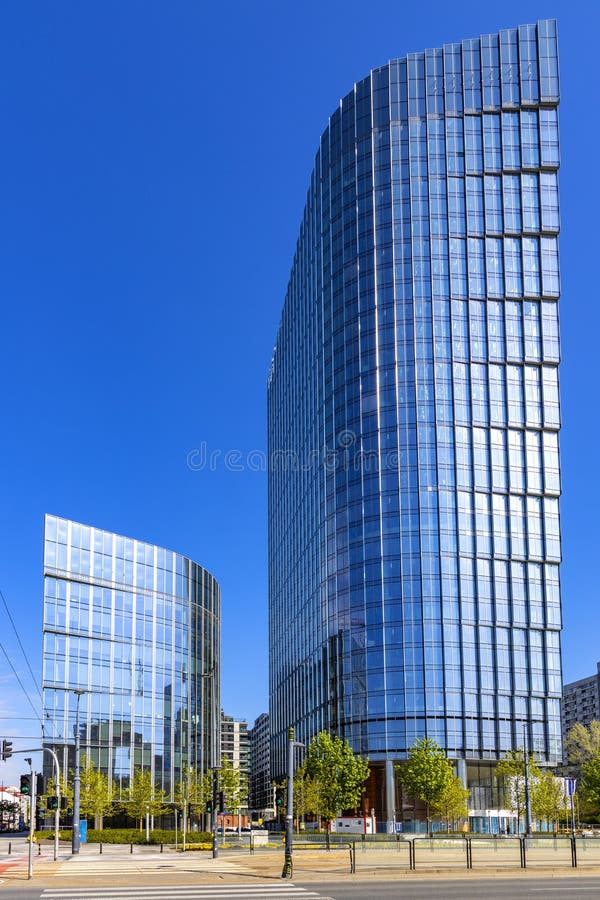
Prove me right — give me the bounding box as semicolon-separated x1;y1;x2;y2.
523;723;532;837
282;727;305;879
72;690;85;855
25;757;34;880
201;664;219;859
43;747;61;862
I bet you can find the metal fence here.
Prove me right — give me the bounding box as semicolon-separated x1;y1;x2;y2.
282;833;600;872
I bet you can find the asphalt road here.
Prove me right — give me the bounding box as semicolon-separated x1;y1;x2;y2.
304;876;600;898
1;878;600;900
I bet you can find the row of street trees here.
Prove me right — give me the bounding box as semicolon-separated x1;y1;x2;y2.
44;756;247;831
40;721;600;835
288;729;600;836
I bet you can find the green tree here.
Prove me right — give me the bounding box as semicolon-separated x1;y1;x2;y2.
0;799;19;829
218;756;248;813
304;731;369;831
430;775;470;832
581;753;600;810
45;760;113;827
292;762;323;828
174;765;212;839
120;768;170;831
496;749;541;831
565;722;600;772
78;760;114;827
396;738;454;835
530;771;568;831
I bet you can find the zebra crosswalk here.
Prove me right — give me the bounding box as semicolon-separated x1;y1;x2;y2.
53;855;251;877
41;885;331;899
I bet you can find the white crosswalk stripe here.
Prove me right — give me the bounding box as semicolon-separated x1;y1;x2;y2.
52;856;252;876
41;885;329;899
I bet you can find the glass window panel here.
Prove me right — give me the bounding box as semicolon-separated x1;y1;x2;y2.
521;110;540;168
481;33;501;109
523;236;540;296
485;238;504;299
538;19;559;102
501;112;521;169
503;174;522;233
540;108;559;168
540;171;560;232
465;116;483;173
504;237;522;297
518;24;539;104
541;236;560;297
499;28;520;106
522;173;540;233
483;114;502;172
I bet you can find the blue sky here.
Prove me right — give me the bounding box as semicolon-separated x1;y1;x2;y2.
0;0;598;785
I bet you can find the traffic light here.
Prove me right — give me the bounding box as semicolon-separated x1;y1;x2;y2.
275;787;285;808
205;798;213;814
48;796;59;811
36;774;47;796
217;791;225;813
20;774;32;795
1;739;12;760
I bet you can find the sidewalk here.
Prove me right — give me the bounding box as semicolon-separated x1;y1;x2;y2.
2;843;600;887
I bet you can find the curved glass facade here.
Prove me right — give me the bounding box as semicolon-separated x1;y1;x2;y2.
42;515;220;798
268;20;562;804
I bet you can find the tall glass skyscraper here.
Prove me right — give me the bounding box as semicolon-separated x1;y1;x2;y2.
268;20;562;827
42;515;220;799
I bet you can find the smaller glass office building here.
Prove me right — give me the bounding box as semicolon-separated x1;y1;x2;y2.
42;515;220;798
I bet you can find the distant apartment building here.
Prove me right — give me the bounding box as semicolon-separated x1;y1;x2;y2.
561;662;600;744
41;514;220;798
220;711;250;803
249;712;273;816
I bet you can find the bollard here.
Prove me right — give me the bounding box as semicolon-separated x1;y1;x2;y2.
8;841;11;855
465;837;472;869
130;843;133;854
99;843;102;855
38;843;41;856
409;839;416;871
520;836;527;869
160;843;163;853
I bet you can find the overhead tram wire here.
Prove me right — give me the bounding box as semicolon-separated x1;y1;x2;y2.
0;586;43;702
0;640;42;725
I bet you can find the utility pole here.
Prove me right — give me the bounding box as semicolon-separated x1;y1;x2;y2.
72;689;85;854
282;727;305;879
44;747;61;862
212;766;219;859
25;757;34;880
568;778;577;839
523;724;532;837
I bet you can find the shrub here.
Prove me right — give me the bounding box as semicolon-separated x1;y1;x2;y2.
41;828;212;845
